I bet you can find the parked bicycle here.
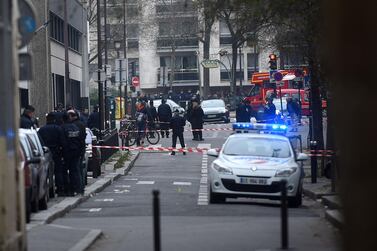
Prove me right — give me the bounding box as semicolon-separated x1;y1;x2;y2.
119;118;161;147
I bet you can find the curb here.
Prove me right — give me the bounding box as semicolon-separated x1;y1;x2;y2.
302;187;335;200
322;195;341;210
68;229;102;251
325;209;343;229
29;151;140;226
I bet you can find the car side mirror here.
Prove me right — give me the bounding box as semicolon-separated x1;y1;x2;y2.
43;146;50;153
27;157;41;165
207;148;219;157
296;153;309;161
92;135;97;142
33;149;41;157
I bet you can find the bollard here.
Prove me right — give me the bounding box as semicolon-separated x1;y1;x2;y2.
153;190;161;251
280;180;288;250
310;140;318;183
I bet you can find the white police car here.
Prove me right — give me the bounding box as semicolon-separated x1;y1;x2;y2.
207;123;308;207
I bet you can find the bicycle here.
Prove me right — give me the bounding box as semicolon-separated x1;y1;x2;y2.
119;119;161;146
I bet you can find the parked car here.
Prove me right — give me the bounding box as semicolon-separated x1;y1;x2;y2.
86;128;102;179
153;99;186;114
20;128;53;210
201;99;230;123
19;131;44;216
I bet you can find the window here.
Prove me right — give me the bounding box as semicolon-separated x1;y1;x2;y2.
220;54;244;81
160;55;197;70
247;53;259;77
49;12;82;52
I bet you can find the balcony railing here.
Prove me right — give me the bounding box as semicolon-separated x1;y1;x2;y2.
157;68;198;85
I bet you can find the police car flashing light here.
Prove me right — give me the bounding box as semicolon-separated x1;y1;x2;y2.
232;122;287;134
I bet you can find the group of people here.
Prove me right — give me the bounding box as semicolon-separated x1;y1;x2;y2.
20;105;89;197
131;96;205;155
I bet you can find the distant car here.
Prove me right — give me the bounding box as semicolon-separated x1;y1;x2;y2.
153;99;185;114
201;99;230;123
86;128;101;179
19;130;49;213
207;123;308;207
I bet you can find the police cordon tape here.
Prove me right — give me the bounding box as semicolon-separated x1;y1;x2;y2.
118;127;233;135
92;145;334;156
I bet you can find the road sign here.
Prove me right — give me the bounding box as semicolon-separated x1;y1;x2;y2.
201;59;219;68
132;76;140;87
93;69;106;82
115;59;127;83
18;0;37;49
269;70;277;83
274;72;283;82
105;64;112;78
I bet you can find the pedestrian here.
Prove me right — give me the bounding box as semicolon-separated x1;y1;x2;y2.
236;99;253;122
135;101;148;146
87;105;100;130
157;98;172;138
20;105;38;129
263;97;276;123
287;97;299;131
170;109;186;155
147;100;158;137
53;103;65;125
38;112;66;196
188;98;204;141
67;109;87;193
80;108;89;126
61;112;83;196
186;98;195;140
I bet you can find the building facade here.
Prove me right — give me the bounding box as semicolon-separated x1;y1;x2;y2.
20;0;89;124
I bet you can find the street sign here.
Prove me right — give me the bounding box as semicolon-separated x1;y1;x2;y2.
115;59;127;83
105;64;112;78
201;59;219;68
18;0;37;49
93;69;106;82
274;72;283;82
269;70;277;83
132;76;140;87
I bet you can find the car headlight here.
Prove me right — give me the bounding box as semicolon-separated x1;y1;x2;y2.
213;163;233;175
275;167;297;177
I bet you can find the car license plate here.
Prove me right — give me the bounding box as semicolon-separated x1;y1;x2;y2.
207;115;216;118
239;177;267;185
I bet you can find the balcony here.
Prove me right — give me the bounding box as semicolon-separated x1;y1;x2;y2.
157;68;199;86
157;37;198;52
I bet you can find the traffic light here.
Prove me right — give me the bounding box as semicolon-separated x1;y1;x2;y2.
269;54;277;70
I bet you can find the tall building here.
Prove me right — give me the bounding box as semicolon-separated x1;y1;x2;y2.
20;0;90;124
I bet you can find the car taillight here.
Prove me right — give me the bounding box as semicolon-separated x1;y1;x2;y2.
24;164;32;188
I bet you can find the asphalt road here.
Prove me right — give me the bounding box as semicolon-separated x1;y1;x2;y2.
53;121;338;251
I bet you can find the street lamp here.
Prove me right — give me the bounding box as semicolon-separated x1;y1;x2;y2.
114;40;123;119
218;49;236;109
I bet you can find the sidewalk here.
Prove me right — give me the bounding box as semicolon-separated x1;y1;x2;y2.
27;151;140;251
302;165;343;229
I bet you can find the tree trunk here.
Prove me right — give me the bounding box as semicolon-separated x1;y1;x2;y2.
202;25;211;99
169;46;176;91
231;44;238;97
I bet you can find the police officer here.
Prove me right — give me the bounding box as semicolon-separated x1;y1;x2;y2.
188;98;204;141
236;99;253;122
147;100;158;137
38;112;66;196
264;97;276;123
87;105;100;130
135;102;148;146
158;98;172;138
20;105;38;129
170;109;186;155
61;112;83;196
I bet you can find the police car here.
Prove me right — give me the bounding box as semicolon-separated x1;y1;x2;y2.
207;123;308;207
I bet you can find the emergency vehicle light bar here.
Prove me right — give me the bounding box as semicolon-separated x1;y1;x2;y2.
232;123;287;134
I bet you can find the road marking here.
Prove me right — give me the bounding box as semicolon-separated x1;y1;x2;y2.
114;189;130;194
94;198;114;202
124;178;138;181
198;144;210;206
89;208;102;212
137;181;155;185
173;182;192;186
115;185;131;188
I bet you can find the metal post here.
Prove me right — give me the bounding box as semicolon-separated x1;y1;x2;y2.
310;139;318;183
118;52;122;119
280;180;288;249
63;0;70;106
197;51;202;97
97;0;104;137
153;190;161;251
239;46;242;88
123;0;128;116
104;0;109;129
279;86;283;113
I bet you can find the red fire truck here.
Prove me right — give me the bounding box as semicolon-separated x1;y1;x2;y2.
244;70;326;116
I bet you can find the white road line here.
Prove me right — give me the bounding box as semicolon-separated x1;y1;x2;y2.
197;144;210;206
89;208;102;212
94;198;114;202
114;185;131;188
173;182;192;186
137;181;155;185
124;178;138;181
198;143;211;149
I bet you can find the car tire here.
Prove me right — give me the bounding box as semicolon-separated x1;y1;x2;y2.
49;170;56;199
39;177;49;210
31;194;39;213
288;186;302;208
25;190;31;223
209;187;226;204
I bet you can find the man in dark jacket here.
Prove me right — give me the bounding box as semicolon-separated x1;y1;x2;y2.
20;105;38;129
189;99;204;141
264;98;276;123
38;112;66;196
147;100;158;138
236;100;253;122
135;102;148;146
87;105;100;129
170;109;186;155
157;99;172;138
61;112;83;196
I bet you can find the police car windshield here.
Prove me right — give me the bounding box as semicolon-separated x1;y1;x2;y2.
201;99;225;108
223;137;291;158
